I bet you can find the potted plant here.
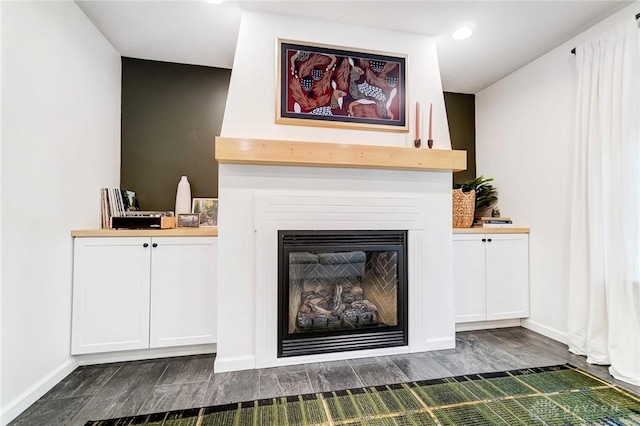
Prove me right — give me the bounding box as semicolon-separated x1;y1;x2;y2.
454;175;498;218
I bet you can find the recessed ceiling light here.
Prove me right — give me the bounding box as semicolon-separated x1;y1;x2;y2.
205;0;225;4
452;26;473;40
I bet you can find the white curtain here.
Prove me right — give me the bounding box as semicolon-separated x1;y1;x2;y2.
568;18;640;386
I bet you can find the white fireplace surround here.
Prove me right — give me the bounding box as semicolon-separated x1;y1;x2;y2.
214;164;456;373
255;191;443;368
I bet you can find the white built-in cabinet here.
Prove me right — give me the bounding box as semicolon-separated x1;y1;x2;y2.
453;232;529;324
71;236;217;355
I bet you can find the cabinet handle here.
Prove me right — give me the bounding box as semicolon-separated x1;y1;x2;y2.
481;238;486;242
143;243;149;248
488;238;492;242
152;243;158;248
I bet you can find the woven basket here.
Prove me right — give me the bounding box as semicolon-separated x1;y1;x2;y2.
452;189;475;228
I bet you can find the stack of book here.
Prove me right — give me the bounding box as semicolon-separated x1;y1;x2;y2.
100;188;139;228
475;217;513;228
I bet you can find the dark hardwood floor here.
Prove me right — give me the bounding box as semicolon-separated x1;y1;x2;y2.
9;327;640;425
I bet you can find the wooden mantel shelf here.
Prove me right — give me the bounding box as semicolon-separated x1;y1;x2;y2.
215;137;466;172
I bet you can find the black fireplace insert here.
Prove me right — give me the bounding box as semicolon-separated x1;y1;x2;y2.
278;230;408;357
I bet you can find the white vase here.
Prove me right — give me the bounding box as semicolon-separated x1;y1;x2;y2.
175;176;191;215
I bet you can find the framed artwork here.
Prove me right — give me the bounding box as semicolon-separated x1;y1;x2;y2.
277;39;408;132
191;198;218;227
177;213;200;228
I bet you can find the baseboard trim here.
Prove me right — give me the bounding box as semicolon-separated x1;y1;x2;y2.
1;357;78;426
214;355;256;373
521;319;568;344
75;344;217;366
455;319;522;332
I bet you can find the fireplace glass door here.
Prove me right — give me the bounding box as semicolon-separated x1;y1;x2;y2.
278;230;408;357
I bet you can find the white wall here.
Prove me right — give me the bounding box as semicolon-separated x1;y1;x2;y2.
476;2;640;343
0;2;121;423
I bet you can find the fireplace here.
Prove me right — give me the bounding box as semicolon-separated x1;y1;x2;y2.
278;230;408;357
214;162;457;372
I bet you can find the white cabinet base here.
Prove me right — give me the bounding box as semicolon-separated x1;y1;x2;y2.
71;238;151;355
150;237;217;348
455;318;522;332
72;236;217;356
485;235;529;320
453;232;529;326
75;343;217;366
453;237;486;323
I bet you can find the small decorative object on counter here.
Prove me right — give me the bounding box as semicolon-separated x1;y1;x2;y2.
177;213;200;228
192;198;218;227
111;211;176;229
452;188;475;228
475;216;513;228
100;188;139;229
175;176;191;216
454;175;498;219
492;208;501;217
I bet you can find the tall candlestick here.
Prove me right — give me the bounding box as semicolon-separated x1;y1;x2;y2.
415;102;421;140
428;103;433;140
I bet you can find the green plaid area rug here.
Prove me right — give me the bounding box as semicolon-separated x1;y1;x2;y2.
85;364;640;425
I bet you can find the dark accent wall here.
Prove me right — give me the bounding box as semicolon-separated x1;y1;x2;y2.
444;92;476;184
121;58;231;211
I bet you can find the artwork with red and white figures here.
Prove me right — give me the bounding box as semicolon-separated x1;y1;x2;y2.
278;40;407;132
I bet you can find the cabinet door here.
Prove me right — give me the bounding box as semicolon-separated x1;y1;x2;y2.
485;234;529;320
453;235;487;323
149;237;217;348
71;237;151;354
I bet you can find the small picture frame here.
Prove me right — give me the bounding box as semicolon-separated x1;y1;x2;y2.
192;198;218;227
177;213;200;228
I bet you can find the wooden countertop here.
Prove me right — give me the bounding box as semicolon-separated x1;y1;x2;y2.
215;137;467;172
453;227;530;234
71;228;218;237
74;227;526;237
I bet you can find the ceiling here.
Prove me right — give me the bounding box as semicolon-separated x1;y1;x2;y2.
76;0;631;94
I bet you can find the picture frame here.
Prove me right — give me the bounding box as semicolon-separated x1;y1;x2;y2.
277;39;408;132
191;198;218;227
177;213;200;228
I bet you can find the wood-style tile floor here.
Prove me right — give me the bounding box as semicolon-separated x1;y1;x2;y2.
9;327;640;425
